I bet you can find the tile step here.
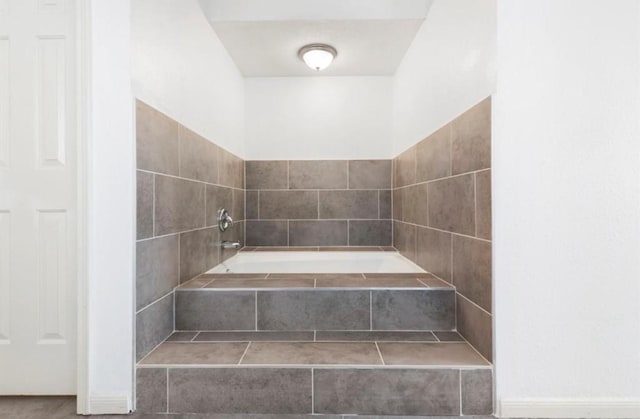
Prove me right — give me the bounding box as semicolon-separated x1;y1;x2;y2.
175;287;455;331
178;272;453;290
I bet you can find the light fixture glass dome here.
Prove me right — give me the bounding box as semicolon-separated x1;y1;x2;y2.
298;44;337;72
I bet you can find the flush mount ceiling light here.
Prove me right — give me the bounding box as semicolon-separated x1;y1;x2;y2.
298;44;337;72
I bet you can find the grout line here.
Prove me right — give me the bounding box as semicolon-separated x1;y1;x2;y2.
136;291;173;315
369;291;373;331
416;278;430;288
237;342;251;365
459;369;462;415
430;331;440;342
474;172;478;238
137;169;245;191
393;220;491;244
393;168;489;191
136;226;217;243
314;330;317;342
190;332;200;342
152;174;156;237
375;342;386;365
456;291;492;317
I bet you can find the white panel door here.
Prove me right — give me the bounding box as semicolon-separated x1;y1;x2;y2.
0;0;77;394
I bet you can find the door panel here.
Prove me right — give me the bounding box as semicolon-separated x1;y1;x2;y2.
0;0;77;395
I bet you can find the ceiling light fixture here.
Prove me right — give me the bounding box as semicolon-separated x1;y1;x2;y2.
298;44;337;72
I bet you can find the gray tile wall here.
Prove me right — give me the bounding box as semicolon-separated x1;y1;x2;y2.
392;97;492;361
136;100;245;361
245;160;392;246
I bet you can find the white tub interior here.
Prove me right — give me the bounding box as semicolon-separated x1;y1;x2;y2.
208;251;426;274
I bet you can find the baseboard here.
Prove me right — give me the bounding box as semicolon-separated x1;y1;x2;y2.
88;395;131;415
498;398;640;418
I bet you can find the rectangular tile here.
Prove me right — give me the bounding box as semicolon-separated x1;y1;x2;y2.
136;100;179;175
175;291;255;331
416;227;452;283
257;290;369;330
155;175;205;235
245;220;288;246
245;190;259;219
289;221;347;246
319;190;378;219
402;183;428;226
462;369;494;415
451;97;491;175
379;190;392;219
136;293;173;362
316;331;437;342
393;147;416;188
434;331;464;341
136;368;167;413
205;185;232;227
206;278;314;289
260;190;318;219
179;228;219;283
246;160;288;190
393;221;416;261
166;331;198;342
289;160;347;189
242;342;381;365
195;331;314;342
378;342;489;366
169;368;312;414
315;278;426;289
314;368;460;416
416;124;451;182
179;125;218;184
136;235;179;310
218;148;244;189
141;342;247;365
453;235;492;313
136;171;154;239
348;220;392;246
348;160;392;189
457;294;492;362
428;174;475;236
372;290;455;331
476;170;492;239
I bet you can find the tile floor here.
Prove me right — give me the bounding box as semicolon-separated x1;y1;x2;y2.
0;396;498;418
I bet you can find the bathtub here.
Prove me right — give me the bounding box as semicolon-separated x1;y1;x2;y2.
207;251;425;274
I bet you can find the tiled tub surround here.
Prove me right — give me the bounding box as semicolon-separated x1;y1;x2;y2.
393;97;492;361
135;100;245;361
245;160;392;247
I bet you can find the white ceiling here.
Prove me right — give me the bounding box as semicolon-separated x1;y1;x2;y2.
198;0;433;77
